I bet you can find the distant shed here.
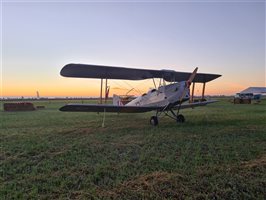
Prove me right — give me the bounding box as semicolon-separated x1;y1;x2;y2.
240;87;266;94
3;102;36;111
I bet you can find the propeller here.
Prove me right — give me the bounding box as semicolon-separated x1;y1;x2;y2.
178;67;198;103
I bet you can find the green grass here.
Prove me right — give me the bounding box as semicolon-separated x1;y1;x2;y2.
1;98;266;199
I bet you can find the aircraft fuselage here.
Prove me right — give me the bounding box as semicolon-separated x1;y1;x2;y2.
126;81;190;107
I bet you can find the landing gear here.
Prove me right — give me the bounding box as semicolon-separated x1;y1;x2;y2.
150;116;158;126
176;114;185;123
149;109;186;126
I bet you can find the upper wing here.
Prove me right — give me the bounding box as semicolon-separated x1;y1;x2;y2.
59;104;160;113
60;63;221;83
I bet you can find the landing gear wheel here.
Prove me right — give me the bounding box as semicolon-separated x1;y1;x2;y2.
176;114;185;123
150;116;159;126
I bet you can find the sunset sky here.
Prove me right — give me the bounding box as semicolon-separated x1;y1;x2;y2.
1;1;265;97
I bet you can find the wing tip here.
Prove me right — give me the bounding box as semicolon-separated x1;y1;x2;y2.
60;63;75;77
59;105;68;111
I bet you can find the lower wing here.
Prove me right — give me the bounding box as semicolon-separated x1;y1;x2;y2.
59;100;218;113
173;100;218;110
59;104;159;113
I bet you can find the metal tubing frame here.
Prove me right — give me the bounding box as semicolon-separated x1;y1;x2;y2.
156;108;178;121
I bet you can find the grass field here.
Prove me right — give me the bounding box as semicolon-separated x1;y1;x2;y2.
1;98;266;199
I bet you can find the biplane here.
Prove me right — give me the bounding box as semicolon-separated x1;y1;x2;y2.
59;64;221;126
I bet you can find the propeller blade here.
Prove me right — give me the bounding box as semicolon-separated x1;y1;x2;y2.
187;67;198;86
179;67;198;102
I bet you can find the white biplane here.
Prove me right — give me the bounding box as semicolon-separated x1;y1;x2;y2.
59;64;221;126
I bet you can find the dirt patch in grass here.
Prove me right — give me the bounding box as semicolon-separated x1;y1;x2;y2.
241;154;266;169
88;152;266;199
98;171;188;199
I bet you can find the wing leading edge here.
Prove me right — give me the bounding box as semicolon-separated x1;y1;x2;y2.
59;100;218;113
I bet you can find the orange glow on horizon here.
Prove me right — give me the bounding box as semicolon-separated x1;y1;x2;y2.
2;79;258;97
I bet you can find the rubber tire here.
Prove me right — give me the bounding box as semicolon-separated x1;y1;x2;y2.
150;116;159;126
176;114;185;123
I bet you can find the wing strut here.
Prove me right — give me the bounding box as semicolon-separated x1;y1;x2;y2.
101;79;110;127
100;79;103;104
105;78;108;103
152;78;157;89
99;78;109;104
201;82;206;101
189;82;195;103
